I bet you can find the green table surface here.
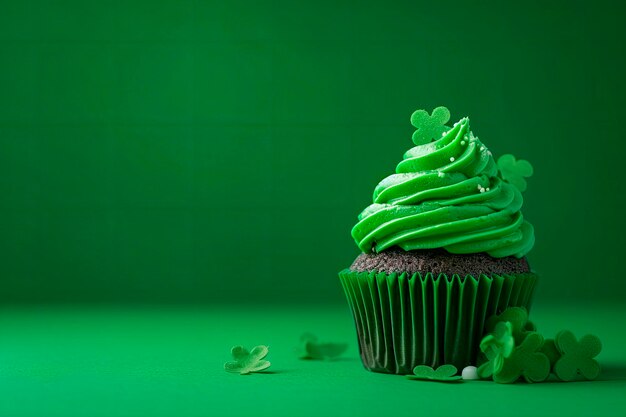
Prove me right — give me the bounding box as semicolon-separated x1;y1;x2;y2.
1;303;625;417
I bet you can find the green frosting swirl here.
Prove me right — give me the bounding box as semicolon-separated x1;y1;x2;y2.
352;111;535;258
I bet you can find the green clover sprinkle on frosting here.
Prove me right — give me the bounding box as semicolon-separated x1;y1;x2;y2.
554;330;602;381
296;333;348;360
478;321;515;379
497;154;534;192
493;332;551;384
410;106;451;145
406;364;462;382
224;345;271;375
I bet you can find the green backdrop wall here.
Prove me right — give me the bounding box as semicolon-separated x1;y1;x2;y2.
1;0;625;305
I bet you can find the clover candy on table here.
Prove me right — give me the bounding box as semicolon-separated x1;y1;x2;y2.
493;332;551;384
407;364;462;382
554;330;602;381
478;321;515;379
296;333;348;360
224;345;271;375
485;307;534;343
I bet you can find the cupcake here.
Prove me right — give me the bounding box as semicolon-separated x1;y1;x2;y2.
339;106;537;374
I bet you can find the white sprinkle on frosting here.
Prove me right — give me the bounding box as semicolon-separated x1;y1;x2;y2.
486;187;490;191
461;140;466;145
480;146;485;151
449;157;455;162
438;172;445;178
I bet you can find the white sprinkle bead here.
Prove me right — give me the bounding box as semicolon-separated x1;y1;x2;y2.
461;140;466;145
442;131;447;136
449;157;455;162
480;146;485;151
462;366;479;380
438;172;445;178
486;187;490;191
480;188;485;193
477;184;482;189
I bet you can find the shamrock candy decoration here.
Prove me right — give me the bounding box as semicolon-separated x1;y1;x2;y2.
485;307;535;343
477;321;515;379
224;345;271;375
553;330;602;381
497;154;534;192
406;364;462;382
539;338;561;369
410;106;451;145
296;333;348;360
493;332;550;384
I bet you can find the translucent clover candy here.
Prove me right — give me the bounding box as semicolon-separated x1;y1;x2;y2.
484;307;535;343
296;333;348;360
406;364;462;382
224;345;271;375
554;330;602;381
410;106;451;145
477;321;515;379
493;332;551;384
497;154;534;192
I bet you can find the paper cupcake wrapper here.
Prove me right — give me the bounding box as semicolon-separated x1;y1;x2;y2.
339;269;538;374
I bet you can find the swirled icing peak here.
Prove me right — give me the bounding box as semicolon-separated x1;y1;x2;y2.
351;107;535;258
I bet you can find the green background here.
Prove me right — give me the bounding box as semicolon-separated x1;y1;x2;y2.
2;0;626;305
1;1;626;416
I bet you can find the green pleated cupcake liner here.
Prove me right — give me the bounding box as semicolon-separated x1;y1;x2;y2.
338;269;538;374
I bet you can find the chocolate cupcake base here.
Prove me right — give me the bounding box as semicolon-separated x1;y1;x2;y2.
339;251;537;374
350;248;531;277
